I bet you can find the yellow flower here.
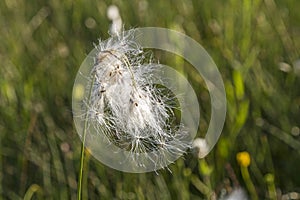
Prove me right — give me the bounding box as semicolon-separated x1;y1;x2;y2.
236;151;251;167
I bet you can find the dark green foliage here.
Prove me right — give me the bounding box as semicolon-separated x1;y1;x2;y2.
0;0;299;199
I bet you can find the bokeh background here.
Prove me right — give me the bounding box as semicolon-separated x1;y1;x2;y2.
0;0;300;199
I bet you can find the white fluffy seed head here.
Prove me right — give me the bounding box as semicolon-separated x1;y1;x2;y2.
84;30;190;169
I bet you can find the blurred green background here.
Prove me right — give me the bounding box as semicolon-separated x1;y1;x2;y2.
0;0;300;199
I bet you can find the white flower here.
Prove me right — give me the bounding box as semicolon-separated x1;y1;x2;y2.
224;188;248;200
192;138;209;158
83;30;190;169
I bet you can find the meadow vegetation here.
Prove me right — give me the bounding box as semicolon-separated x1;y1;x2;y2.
0;0;299;199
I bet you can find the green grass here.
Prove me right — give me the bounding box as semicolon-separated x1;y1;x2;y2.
0;0;300;199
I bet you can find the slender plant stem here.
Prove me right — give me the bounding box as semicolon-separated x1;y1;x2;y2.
77;74;96;200
241;166;258;200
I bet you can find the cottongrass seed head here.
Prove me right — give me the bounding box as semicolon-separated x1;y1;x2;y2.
83;30;190;170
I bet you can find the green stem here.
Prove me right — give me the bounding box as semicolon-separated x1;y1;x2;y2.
77;74;96;200
241;166;258;200
265;173;277;200
24;184;42;200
